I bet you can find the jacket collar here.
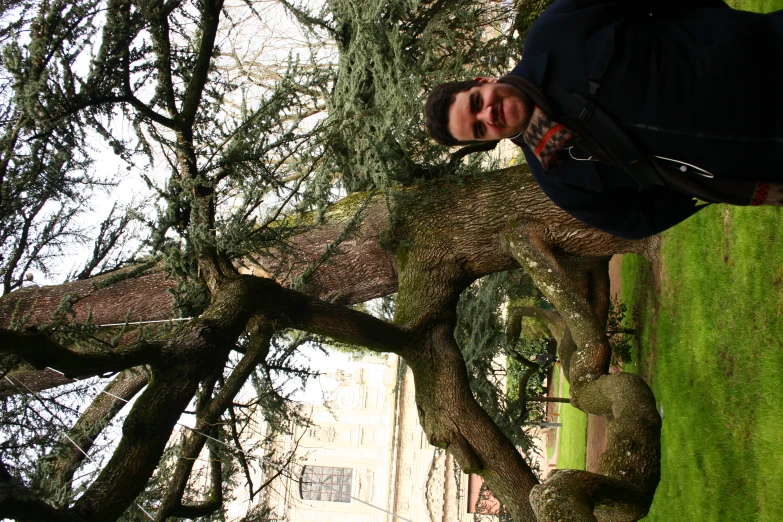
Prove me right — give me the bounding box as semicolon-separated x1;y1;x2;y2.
508;53;550;87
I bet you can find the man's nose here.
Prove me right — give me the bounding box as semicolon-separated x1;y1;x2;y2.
478;104;496;125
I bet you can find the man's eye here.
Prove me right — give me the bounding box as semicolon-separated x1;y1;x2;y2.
473;122;485;139
471;93;481;113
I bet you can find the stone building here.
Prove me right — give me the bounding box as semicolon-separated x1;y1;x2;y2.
256;352;511;522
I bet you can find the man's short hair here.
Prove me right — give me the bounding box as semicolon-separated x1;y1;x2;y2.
424;79;481;146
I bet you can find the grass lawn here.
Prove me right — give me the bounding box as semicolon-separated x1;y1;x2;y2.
551;368;588;471
621;205;783;522
730;0;782;12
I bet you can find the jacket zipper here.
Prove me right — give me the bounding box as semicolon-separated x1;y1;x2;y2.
626;122;783;144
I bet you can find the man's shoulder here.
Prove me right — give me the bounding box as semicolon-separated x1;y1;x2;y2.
529;0;593;26
525;0;614;54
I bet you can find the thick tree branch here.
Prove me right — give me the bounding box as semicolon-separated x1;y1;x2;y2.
401;320;540;522
531;374;661;521
254;167;656;305
0;264;176;328
531;469;650;522
1;170;655;330
0;328;163;378
156;321;271;520
0;368;75;397
68;364;202;520
167;445;222;519
35;368;149;505
271;285;412;352
506;228;661;520
507;228;610;380
124;94;179;129
63;277;263;520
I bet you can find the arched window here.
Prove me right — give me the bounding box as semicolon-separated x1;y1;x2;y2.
299;465;352;502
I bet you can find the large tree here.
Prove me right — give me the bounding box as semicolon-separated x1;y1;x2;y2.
0;0;665;521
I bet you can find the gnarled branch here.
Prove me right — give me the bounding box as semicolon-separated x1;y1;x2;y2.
507;227;660;521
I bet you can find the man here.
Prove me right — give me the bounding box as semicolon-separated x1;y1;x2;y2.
425;0;783;239
531;352;556;368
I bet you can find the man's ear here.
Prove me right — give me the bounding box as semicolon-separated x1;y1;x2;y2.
474;77;498;84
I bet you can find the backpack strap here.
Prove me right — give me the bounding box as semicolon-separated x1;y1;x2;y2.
546;83;665;189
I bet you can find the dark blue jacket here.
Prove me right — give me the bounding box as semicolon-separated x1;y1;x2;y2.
513;0;783;239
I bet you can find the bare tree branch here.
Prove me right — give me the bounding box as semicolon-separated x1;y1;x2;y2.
73;204;133;280
180;0;225;125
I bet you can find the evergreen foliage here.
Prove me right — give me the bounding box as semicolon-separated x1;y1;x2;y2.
0;0;339;517
287;0;524;191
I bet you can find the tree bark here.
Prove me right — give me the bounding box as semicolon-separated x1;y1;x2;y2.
0;267;175;328
0;167;654;328
250;165;656;305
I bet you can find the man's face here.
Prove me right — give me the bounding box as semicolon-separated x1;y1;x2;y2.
447;77;531;142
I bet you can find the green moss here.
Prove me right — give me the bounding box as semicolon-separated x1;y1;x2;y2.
395;244;409;272
323;191;376;220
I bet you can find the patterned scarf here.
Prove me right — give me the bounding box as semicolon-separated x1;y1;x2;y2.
521;106;578;171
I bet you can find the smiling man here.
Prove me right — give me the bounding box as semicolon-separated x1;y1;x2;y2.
425;0;783;240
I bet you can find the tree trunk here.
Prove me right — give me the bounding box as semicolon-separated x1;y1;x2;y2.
378;167;656;521
0;166;654;329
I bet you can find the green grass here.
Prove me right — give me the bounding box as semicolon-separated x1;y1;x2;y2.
621;204;783;522
554;373;588;471
729;0;782;12
546;368;560;461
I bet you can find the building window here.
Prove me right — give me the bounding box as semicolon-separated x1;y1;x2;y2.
299;466;352;502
